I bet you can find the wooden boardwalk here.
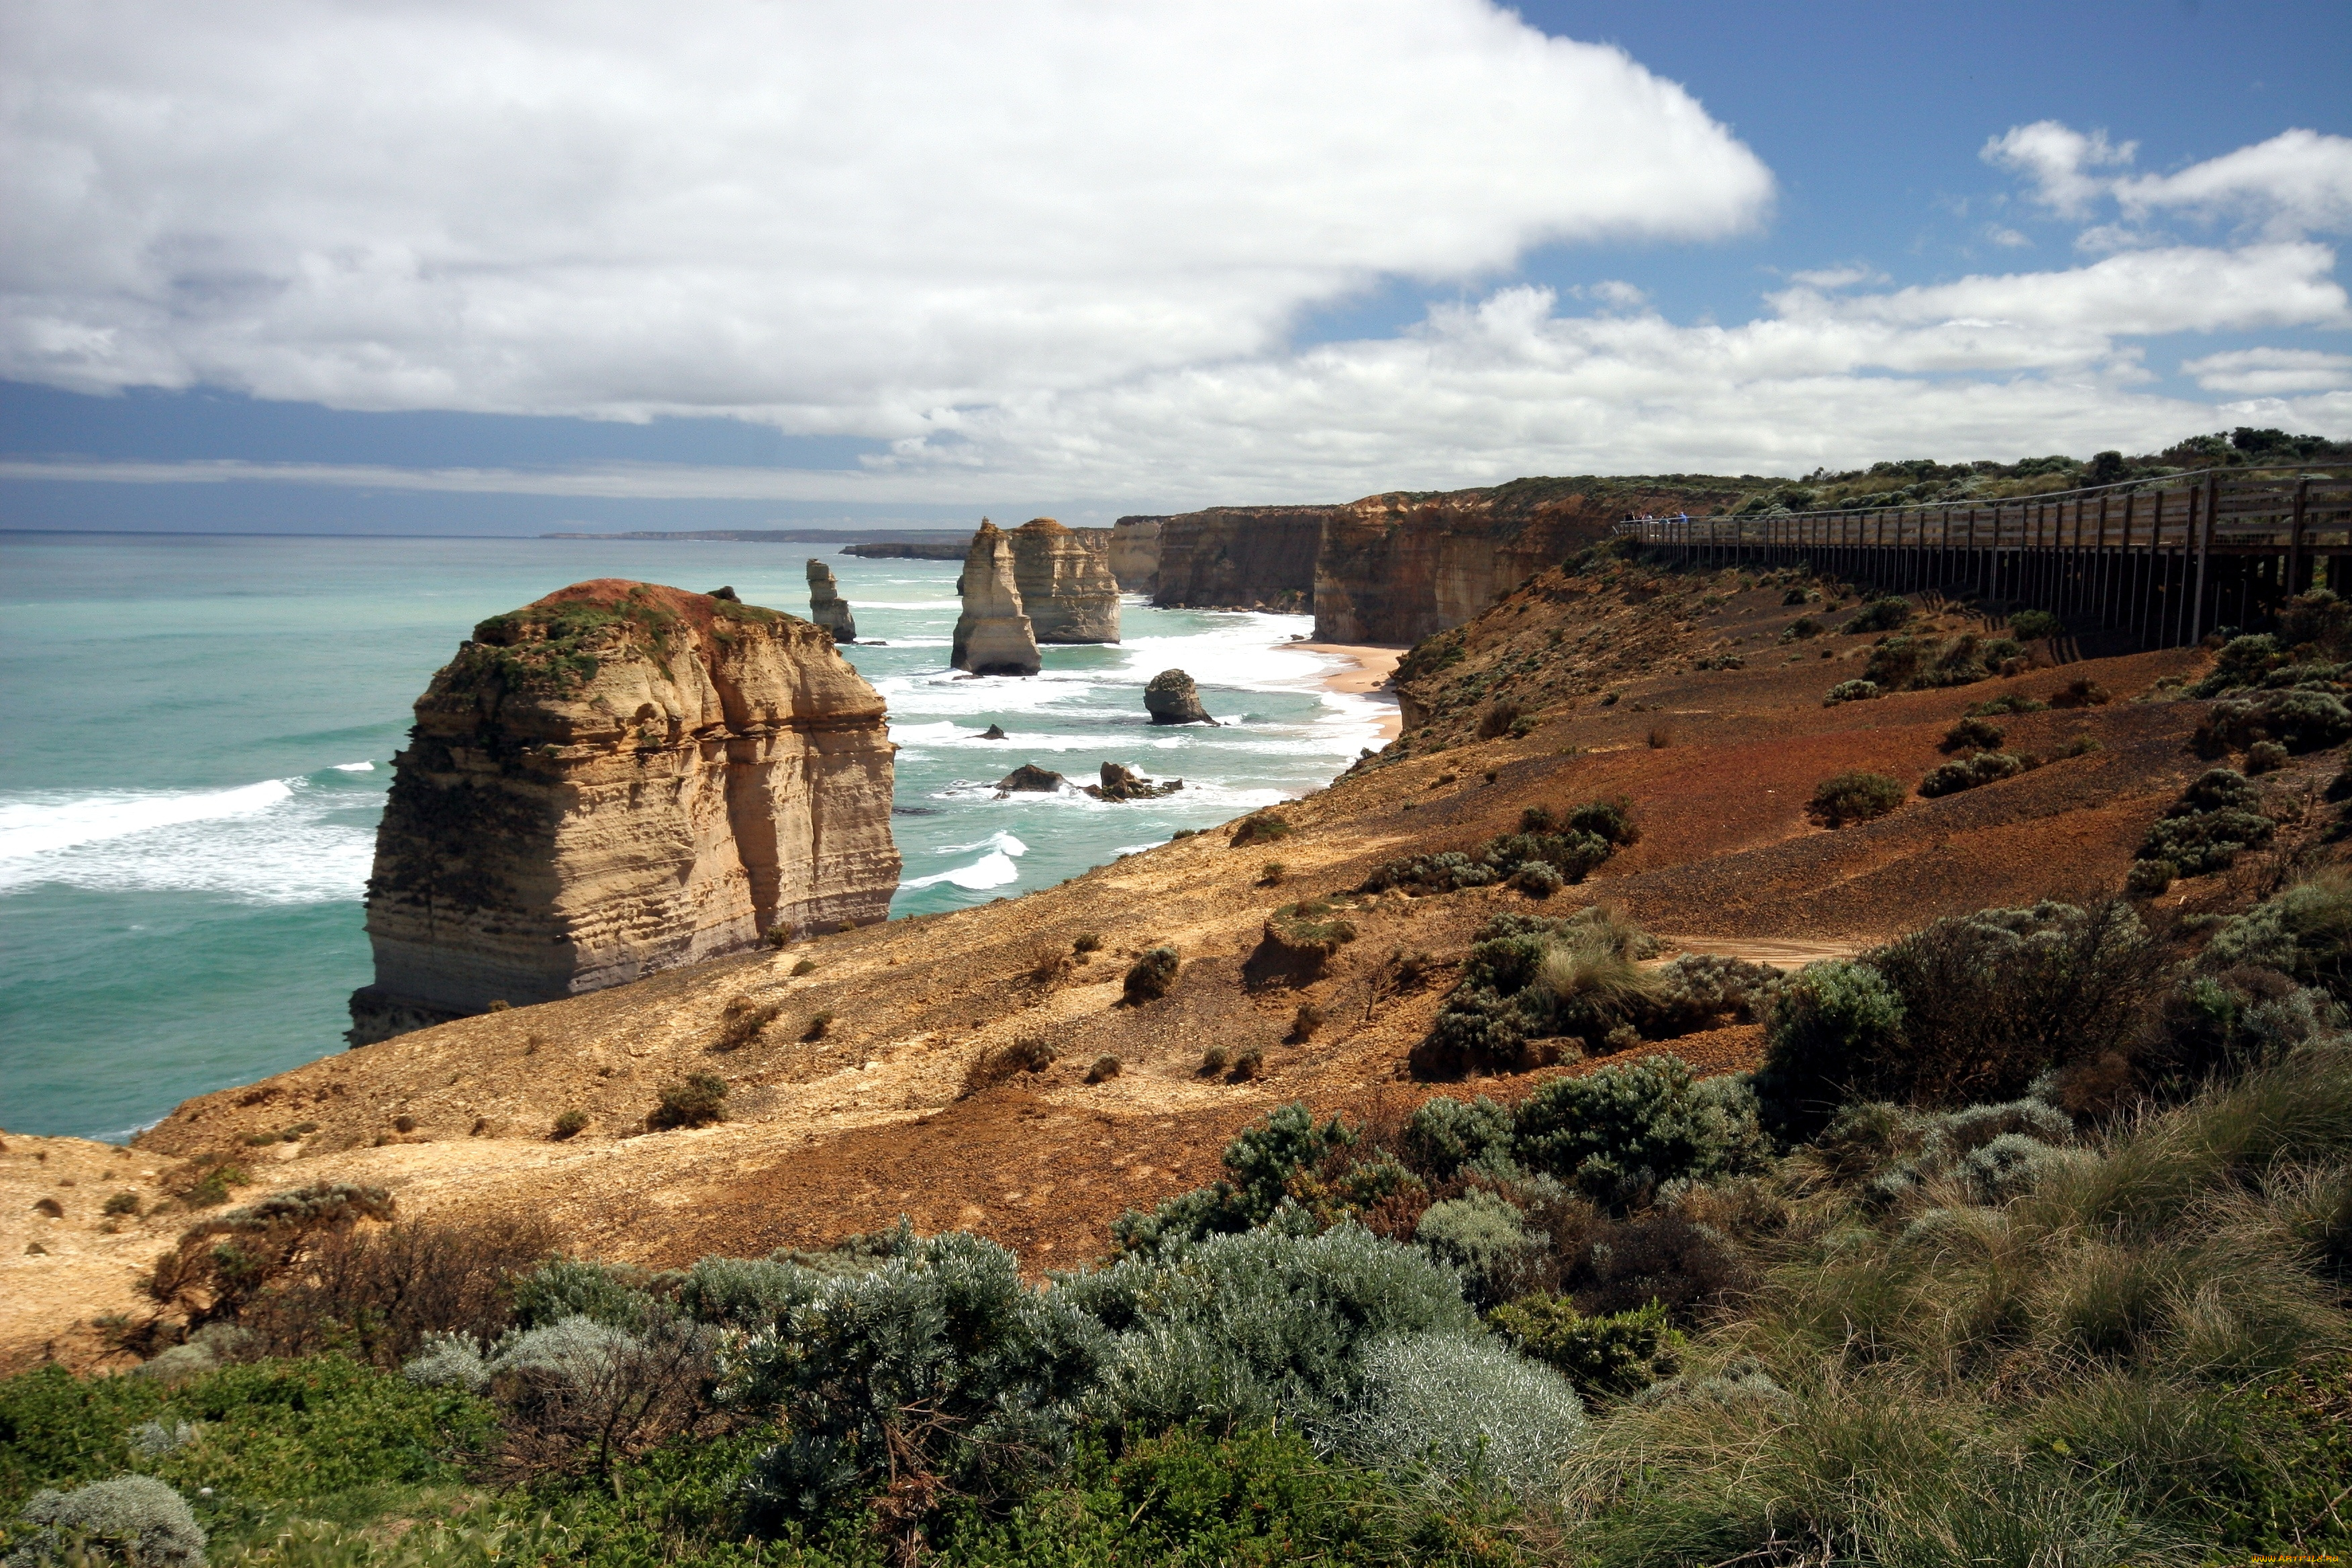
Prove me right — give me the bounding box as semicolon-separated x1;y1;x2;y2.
1616;464;2352;648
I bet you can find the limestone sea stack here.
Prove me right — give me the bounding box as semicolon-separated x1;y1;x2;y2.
1009;519;1120;643
348;580;900;1044
950;522;1044;675
806;559;856;641
1144;669;1218;726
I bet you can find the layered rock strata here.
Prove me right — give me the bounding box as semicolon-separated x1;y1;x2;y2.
1144;669;1218;726
806;560;856;641
1312;477;1748;644
1150;506;1334;611
1108;517;1163;593
950;523;1044;675
1008;519;1120;643
349;581;900;1044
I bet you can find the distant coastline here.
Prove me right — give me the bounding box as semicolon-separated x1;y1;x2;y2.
538;527;971;544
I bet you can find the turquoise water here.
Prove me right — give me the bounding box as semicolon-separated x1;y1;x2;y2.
0;533;1387;1140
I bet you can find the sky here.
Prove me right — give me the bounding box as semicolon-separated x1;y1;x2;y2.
2;0;2349;536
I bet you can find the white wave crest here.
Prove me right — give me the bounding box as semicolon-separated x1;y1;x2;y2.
898;830;1027;890
0;776;376;904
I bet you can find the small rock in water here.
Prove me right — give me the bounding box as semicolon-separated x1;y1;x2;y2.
1085;761;1184;801
979;724;1007;740
1144;669;1218;726
995;763;1065;793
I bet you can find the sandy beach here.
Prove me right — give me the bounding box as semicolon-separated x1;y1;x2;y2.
1298;641;1405;739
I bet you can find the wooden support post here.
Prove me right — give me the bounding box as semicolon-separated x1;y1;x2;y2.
2290;477;2310;599
2190;473;2216;646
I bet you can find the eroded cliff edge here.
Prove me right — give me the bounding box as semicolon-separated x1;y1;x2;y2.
349;580;899;1044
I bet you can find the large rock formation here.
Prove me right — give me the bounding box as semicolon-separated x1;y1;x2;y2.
1150;505;1335;611
950;522;1043;676
1312;477;1751;644
806;560;856;641
1108;517;1163;593
1007;519;1120;643
349;581;899;1044
1144;669;1218;726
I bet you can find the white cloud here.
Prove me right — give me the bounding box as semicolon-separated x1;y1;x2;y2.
1982;121;2137;219
1786;264;1888;289
1984;226;2031;248
2116;128;2352;238
2182;346;2352;395
0;0;1772;428
1578;280;1649;307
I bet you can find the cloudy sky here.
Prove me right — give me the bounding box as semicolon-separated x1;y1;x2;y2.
3;0;2349;533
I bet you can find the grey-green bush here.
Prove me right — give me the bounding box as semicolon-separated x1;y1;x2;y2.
1330;1330;1585;1504
1753;959;1905;1136
7;1476;206;1568
507;1257;651;1332
1414;1190;1540;1306
1404;1095;1518;1182
1917;750;2028;797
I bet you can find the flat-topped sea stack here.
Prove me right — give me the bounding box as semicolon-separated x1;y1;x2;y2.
950;522;1044;675
805;559;856;641
348;580;900;1044
1006;518;1120;643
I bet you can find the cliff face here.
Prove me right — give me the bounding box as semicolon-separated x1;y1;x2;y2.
350;581;899;1044
1108;517;1163;593
805;560;856;641
1312;477;1751;644
1150;506;1334;611
950;524;1044;675
1008;519;1120;643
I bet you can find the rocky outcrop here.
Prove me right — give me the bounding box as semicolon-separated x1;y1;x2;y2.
349;581;899;1044
1144;669;1218;726
1151;506;1334;611
950;522;1043;676
1008;519;1120;643
806;560;856;641
996;764;1065;793
1109;517;1163;593
1313;477;1749;644
1086;762;1183;800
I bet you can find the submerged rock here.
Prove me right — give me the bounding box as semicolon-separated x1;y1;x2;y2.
950;522;1043;676
806;559;856;642
1008;518;1120;644
979;724;1007;740
348;580;899;1044
996;763;1066;793
1086;761;1184;801
1145;669;1219;726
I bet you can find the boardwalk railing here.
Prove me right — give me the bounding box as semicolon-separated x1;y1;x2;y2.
1614;464;2352;649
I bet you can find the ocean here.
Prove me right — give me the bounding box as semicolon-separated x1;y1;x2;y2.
0;532;1389;1140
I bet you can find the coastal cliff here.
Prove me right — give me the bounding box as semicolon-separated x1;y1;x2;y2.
951;523;1044;675
1108;517;1162;592
348;580;899;1044
1313;477;1749;644
1008;519;1120;643
1150;505;1334;611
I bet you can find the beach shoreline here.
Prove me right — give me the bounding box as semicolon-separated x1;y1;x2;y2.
1297;641;1405;740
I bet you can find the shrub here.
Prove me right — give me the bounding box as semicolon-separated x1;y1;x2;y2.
1123;946;1179;1003
2141;802;2275;878
1110;1104;1355;1256
1332;1330;1585;1503
101;1192;140;1218
801;1010;834;1042
963;1035;1057;1097
1262;901;1358;967
1072;932;1102;954
1823;679;1880;705
1085;1055;1122;1085
1229;812;1292;846
1511;860;1565;897
712;995;781;1052
1490;1295;1686;1403
2049;675;2109;707
1514;1055;1769;1211
1565;796;1641;845
1258;860;1287;885
1289;1003;1324;1042
1942;716;2005;752
2204;875;2352;1004
2201;687;2352;754
1753;959;1906;1136
1917;749;2029;797
1966;692;2048;716
731;1229;1107;1543
1199;1046;1231;1076
646;1074;727;1131
1841;597;1911;634
145;1181;397;1326
1404;1095;1519;1183
1068;1223;1476;1441
8;1475;205;1567
1414;1191;1540;1306
1779;616;1822;641
1865;633;2002;691
2010;608;2063;640
1229;1048;1267;1081
1808;771;1905;827
1475;700;1523;740
789;958;818;977
2246;739;2290;774
2124;859;2175;898
509;1257;654;1332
